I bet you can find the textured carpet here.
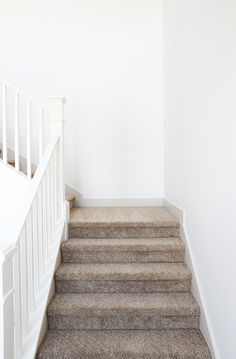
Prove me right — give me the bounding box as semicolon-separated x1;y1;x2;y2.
37;207;211;359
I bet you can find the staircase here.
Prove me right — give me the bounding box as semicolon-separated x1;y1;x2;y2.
37;206;211;359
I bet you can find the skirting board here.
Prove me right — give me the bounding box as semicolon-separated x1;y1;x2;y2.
163;199;220;359
65;184;163;207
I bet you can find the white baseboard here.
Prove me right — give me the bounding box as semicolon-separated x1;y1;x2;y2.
65;184;163;207
163;199;220;359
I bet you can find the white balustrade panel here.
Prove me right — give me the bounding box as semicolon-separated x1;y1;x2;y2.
0;91;67;359
13;136;66;359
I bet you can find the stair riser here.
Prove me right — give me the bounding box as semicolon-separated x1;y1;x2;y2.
48;314;199;330
37;329;212;359
38;352;210;359
56;279;191;293
69;226;179;239
62;250;185;263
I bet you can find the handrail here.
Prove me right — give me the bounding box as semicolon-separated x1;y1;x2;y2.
0;78;46;107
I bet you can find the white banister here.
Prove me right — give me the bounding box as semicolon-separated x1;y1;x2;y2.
12;136;66;359
14;93;20;172
0;82;67;359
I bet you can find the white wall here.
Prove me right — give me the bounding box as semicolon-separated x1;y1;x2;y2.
164;1;236;358
0;0;164;199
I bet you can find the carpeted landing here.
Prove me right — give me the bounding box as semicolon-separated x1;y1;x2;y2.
37;206;211;359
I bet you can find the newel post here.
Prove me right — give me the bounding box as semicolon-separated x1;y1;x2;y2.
48;97;66;217
0;246;16;359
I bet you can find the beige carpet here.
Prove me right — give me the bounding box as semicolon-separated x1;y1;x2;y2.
37;206;211;359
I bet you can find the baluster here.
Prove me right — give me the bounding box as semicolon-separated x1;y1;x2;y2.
39;107;43;161
14;243;22;358
55;143;59;222
50;157;55;238
41;176;47;272
0;246;15;359
19;228;28;339
37;185;43;285
26;100;31;179
14;93;20;171
53;148;57;228
46;166;52;248
56;141;61;221
26;212;34;316
44;169;50;264
2;85;7;163
32;200;39;302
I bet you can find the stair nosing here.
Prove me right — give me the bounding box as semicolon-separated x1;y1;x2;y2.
62;237;185;252
55;262;192;281
47;292;200;316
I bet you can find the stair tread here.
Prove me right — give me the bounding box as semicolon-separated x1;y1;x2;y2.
48;292;199;316
55;262;191;281
37;329;211;359
69;207;179;228
62;237;185;252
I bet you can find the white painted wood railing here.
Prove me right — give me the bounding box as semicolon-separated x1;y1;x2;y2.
0;79;47;178
0;89;68;359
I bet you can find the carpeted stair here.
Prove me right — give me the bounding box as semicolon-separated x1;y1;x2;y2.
37;206;211;359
